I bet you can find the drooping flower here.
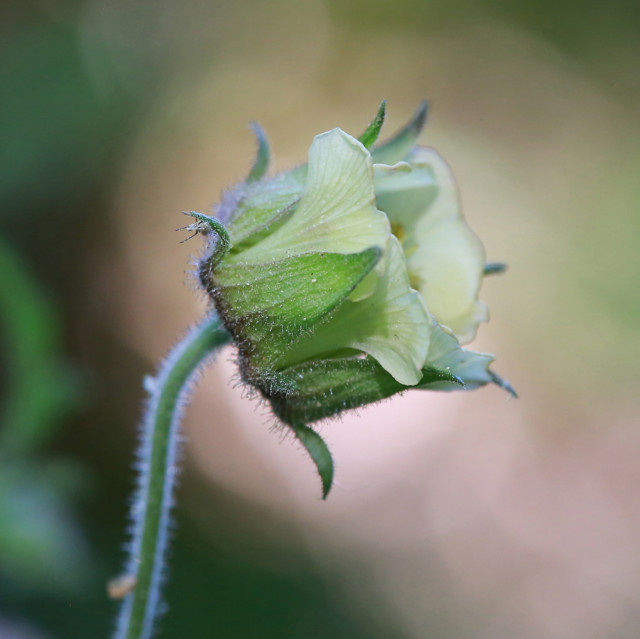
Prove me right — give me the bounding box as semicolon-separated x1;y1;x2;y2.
189;102;515;496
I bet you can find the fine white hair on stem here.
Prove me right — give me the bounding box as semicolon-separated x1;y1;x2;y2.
113;314;230;639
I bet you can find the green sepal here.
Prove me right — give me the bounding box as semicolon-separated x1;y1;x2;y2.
275;236;430;386
483;262;508;276
358;100;386;150
270;356;463;426
225;175;303;247
291;423;334;499
234;129;390;264
488;370;518;398
246;122;270;183
209;248;382;372
229;197;299;251
371;101;428;165
271;357;401;425
182;212;230;267
212;247;381;326
421;366;464;387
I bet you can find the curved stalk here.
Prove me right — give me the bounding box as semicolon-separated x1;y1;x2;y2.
114;314;231;639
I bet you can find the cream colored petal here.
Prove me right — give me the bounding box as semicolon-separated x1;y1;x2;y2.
417;323;495;391
280;237;431;386
406;147;487;344
408;216;487;343
373;161;437;248
232;129;390;264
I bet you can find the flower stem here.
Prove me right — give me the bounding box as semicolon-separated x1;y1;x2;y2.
114;313;231;639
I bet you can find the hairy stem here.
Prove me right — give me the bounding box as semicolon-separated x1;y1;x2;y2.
114;313;231;639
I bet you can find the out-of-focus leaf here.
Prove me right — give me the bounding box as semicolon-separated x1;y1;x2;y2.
0;21;132;212
0;238;78;454
0;462;91;593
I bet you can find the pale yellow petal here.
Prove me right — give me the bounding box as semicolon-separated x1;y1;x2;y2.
280;237;431;386
373;161;437;250
406;147;487;343
233;129;389;264
417;323;496;391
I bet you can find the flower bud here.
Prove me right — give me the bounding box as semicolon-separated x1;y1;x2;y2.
191;103;515;496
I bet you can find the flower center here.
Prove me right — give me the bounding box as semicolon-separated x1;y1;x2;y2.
390;221;406;243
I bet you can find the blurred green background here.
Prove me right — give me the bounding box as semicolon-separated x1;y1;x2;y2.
1;1;640;638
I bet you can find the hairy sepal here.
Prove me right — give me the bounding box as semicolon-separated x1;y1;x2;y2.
207;248;381;369
223;175;304;247
270;356;462;425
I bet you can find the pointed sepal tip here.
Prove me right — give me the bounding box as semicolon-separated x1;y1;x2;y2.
292;423;335;499
358;100;387;150
484;262;508;276
488;370;518;398
371;100;429;164
246;121;270;183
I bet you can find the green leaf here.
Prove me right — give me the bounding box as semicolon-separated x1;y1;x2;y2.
246;121;270;182
0;23;134;212
0;461;91;592
291;423;334;499
358;100;386;149
483;262;508;276
0;239;77;454
371;101;428;165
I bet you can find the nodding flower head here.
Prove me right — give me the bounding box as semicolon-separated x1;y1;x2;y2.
188;102;515;497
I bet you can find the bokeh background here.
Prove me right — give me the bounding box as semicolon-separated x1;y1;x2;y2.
2;1;640;638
